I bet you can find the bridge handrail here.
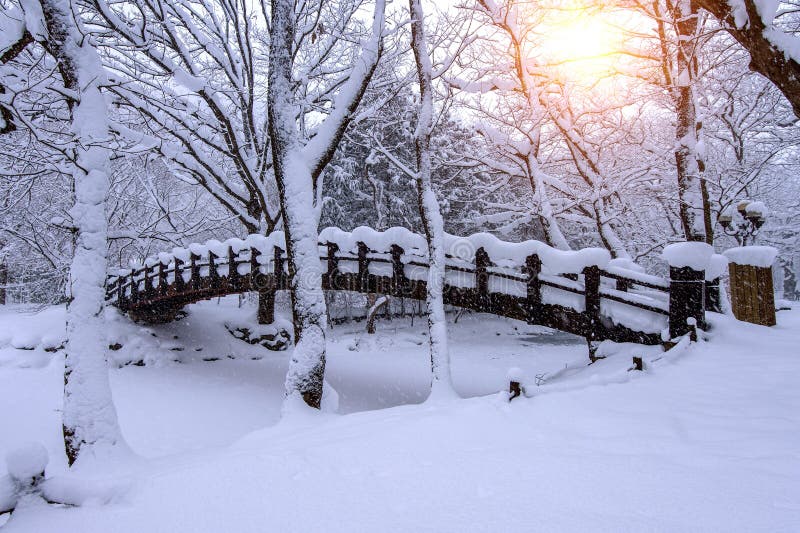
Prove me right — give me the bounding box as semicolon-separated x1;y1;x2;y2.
106;235;673;321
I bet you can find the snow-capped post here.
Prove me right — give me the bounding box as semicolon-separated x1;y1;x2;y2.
723;247;778;327
475;247;490;311
663;242;713;339
524;254;542;317
583;265;602;359
390;244;406;297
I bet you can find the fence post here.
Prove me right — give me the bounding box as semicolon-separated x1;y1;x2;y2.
326;242;339;290
475;247;490;311
174;258;185;292
250;247;262;285
190;252;201;290
583;265;601;343
144;264;154;299
615;278;630;292
524;254;542;319
209;250;219;283
130;270;139;304
668;266;705;338
390;244;406;297
158;263;168;295
227;246;240;288
117;275;126;307
357;241;369;293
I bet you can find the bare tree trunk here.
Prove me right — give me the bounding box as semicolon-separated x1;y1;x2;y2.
409;0;456;399
34;0;125;465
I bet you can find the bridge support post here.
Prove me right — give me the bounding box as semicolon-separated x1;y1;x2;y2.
669;266;705;338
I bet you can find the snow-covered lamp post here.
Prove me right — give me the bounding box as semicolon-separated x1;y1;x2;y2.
718;200;767;246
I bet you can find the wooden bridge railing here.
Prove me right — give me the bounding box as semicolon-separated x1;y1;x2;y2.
106;236;709;346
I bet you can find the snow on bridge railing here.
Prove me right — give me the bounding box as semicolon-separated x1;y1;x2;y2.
104;227;701;340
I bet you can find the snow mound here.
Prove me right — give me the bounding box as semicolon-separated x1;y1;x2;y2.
706;254;729;281
5;442;48;481
661;242;714;270
723;246;778;268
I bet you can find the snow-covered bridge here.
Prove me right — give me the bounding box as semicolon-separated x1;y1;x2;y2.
106;228;718;346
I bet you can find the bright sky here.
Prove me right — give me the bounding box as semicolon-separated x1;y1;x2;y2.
538;16;622;80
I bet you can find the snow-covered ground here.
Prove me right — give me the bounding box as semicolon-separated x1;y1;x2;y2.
0;298;798;531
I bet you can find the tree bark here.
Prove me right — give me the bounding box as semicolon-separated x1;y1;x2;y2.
696;0;800;118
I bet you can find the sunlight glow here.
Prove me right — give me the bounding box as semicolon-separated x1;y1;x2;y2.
536;13;623;83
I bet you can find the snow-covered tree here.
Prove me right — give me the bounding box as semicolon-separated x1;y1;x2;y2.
11;0;128;464
267;0;386;409
409;0;456;397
